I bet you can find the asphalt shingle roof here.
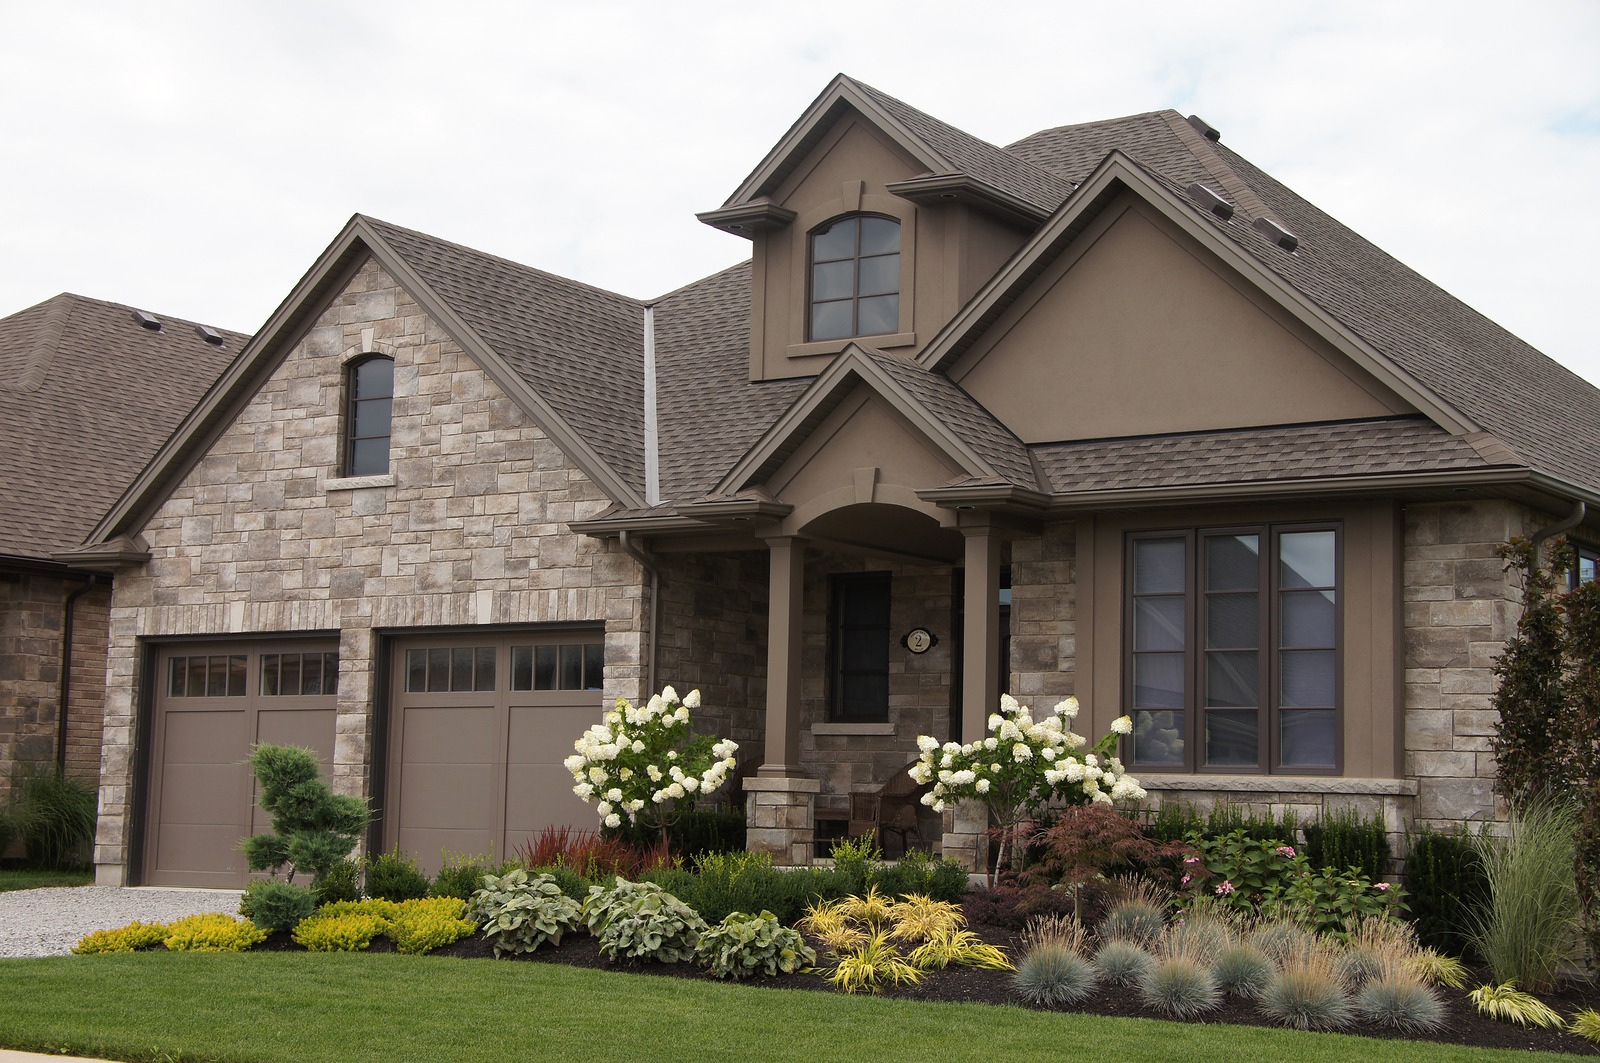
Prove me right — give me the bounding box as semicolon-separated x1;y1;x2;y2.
0;294;244;558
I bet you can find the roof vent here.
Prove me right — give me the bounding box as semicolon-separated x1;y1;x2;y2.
1187;115;1221;142
195;325;226;347
131;310;162;332
1186;183;1235;221
1252;216;1300;252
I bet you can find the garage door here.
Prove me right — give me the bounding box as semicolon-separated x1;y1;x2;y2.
386;632;604;876
144;641;339;887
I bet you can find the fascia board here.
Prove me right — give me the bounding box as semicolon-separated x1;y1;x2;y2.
711;347;994;494
916;152;1478;438
354;221;648;509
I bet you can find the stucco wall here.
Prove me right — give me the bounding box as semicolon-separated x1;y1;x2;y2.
95;259;647;879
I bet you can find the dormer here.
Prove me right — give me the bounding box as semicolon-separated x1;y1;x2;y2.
699;75;1064;383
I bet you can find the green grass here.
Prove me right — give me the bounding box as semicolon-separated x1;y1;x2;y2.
0;867;94;892
0;953;1580;1063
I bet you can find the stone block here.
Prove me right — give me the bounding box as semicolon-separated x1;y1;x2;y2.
1404;710;1453;751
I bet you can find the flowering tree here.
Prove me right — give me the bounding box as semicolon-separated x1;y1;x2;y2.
564;685;737;846
909;694;1144;879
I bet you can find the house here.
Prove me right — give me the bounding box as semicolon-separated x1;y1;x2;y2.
0;295;243;811
72;75;1600;888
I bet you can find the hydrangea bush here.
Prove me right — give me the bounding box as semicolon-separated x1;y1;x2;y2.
564;685;737;844
910;694;1145;873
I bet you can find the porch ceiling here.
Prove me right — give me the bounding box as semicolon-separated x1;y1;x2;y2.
800;503;964;564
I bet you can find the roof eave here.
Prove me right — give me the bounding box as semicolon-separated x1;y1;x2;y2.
695;200;798;237
885;174;1051;227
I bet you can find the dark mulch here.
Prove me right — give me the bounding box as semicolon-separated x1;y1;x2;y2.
250;921;1600;1056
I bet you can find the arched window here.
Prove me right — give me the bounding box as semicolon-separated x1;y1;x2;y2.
345;355;394;476
808;215;900;341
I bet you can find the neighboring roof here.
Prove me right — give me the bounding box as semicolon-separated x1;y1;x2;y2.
0;294;244;560
1031;418;1509;496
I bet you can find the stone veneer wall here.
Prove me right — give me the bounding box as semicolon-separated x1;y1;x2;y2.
653;551;768;753
95;260;647;882
1008;524;1075;705
798;550;952;843
0;573;110;795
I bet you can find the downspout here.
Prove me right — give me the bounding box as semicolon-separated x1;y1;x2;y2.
57;573;100;772
1529;500;1588;576
621;302;663;697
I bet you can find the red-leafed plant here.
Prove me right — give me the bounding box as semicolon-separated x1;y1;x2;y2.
513;826;672;879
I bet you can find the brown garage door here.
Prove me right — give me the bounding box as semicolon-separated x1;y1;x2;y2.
386;632;604;876
144;641;339;888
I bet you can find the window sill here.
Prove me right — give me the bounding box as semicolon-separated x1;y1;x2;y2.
787;332;915;360
1136;774;1418;797
812;722;895;737
325;473;396;492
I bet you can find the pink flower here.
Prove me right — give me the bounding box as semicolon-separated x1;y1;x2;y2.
1215;880;1235;896
1183;856;1200;865
1275;846;1296;857
1374;882;1391;891
1180;875;1192;886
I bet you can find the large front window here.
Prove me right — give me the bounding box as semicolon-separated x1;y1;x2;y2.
831;572;891;721
808;215;900;341
1127;525;1339;773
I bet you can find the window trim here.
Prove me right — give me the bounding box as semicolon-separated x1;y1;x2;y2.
1122;521;1343;776
344;353;395;477
829;571;893;723
1570;540;1599;589
806;214;902;343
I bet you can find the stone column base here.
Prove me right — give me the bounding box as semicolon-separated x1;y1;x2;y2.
940;799;991;875
744;775;822;867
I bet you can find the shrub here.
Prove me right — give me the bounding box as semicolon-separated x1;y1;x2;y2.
1403;825;1488;955
239;744;368;885
1147;801;1298;846
872;848;970;904
430;853;504;900
608;807;747;861
828;835;884;897
581;878;706;963
1092;939;1153;987
1302;806;1389;881
1185;829;1303;911
1015;942;1098;1005
365;848;431;902
826;933;923;994
293;911;387;952
1257;949;1352;1031
314;858;363;905
1355;976;1446;1032
515;826;667;880
7;763;97;869
697;909;814;979
242;879;318;933
1024;805;1189;890
164;913;268;952
1212;941;1273;998
389;897;476;954
471;868;584;957
73;921;169;954
1570;1009;1600;1044
1139;955;1221;1018
686;849;790;925
1469;800;1580;992
1468;982;1564;1027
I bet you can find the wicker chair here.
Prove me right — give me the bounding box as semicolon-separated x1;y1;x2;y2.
846;760;932;856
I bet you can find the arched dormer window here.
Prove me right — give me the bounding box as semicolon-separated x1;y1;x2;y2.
345;355;394;476
808;215;900;341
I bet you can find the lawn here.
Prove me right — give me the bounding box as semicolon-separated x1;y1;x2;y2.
0;952;1583;1063
0;867;93;892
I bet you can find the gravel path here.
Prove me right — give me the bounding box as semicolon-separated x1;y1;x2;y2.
0;887;243;958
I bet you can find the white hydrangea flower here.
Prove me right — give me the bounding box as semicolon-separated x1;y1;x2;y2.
573;782;595;798
682;777;699;792
952;769;976;786
647;694;665;715
605;788;622;802
1040;748;1057;762
563;754;586;773
587;766;607;784
983;737;999;751
975;778;991;793
1111;715;1133;735
604;813;622;828
917;734;940;753
1055;696;1080;719
1012;744;1032;762
597;801;612;816
999;694;1019;714
683;689;701;709
647;765;663;782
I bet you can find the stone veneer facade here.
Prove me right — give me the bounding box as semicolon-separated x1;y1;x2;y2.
94;261;650;883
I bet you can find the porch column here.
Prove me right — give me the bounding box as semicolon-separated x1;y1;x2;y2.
746;534;819;866
960;520;1002;742
759;534;806;775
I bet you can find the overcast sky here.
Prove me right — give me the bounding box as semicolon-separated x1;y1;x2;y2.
3;1;1597;388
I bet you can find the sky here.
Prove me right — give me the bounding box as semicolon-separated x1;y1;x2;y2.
3;1;1598;387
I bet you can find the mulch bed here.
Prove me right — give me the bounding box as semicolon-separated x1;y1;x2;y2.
252;921;1600;1056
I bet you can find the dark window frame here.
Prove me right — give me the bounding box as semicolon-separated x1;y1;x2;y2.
1570;540;1599;589
1123;522;1343;775
806;214;901;342
345;354;395;476
829;571;893;722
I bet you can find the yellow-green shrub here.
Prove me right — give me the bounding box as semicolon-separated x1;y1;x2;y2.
73;921;169;954
293;912;389;952
390;897;476;954
164;913;269;953
315;899;401;922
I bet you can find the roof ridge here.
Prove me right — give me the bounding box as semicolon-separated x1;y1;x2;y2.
1008;109;1182;148
358;214;646;308
0;293;72;393
1158;112;1275;222
649;258;752;305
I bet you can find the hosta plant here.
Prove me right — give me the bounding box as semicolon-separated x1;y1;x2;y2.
1467;982;1565;1028
696;909;814;980
471;868;584;957
581;878;706;963
564;685;737;844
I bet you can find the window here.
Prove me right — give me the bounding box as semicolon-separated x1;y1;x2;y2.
1127;525;1339;773
345;355;394;476
808;215;900;341
167;654;248;698
509;641;604;691
1571;542;1598;589
831;573;892;721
